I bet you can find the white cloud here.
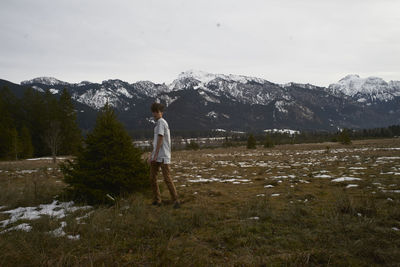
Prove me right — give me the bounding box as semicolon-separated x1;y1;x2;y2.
0;0;399;86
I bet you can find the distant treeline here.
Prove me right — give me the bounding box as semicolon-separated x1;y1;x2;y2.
0;86;81;160
231;126;400;147
131;126;400;146
128;129;228;140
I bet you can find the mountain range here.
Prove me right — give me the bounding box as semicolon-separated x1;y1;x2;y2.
2;70;400;133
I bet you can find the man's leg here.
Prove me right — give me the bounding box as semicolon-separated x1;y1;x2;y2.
149;162;162;204
160;163;178;202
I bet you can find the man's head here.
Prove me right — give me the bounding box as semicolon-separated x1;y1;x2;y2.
151;102;164;120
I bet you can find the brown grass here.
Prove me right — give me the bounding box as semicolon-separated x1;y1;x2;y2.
0;139;400;266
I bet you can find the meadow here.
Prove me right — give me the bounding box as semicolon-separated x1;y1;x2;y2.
1;139;400;266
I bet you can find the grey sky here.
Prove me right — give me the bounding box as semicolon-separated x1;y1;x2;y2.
1;0;399;86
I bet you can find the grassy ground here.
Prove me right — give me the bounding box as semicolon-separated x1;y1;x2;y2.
0;139;400;266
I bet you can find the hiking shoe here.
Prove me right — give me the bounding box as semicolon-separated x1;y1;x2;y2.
152;201;161;207
173;201;181;209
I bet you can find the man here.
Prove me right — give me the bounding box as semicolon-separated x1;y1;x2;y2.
148;102;180;208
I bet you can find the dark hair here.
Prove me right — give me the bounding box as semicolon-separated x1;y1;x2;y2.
151;102;164;112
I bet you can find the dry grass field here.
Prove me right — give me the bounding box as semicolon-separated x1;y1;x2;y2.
1;139;400;266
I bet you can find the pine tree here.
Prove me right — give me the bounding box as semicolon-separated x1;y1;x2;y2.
58;88;82;155
338;128;352;145
22;88;48;156
19;126;34;158
0;128;10;159
0;90;10;159
0;87;19;159
263;134;274;148
10;128;21;160
61;104;149;204
247;134;257;149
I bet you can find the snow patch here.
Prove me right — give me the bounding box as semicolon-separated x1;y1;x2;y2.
346;184;359;188
314;174;331;178
0;201;91;228
146;117;155;124
49;88;59;94
206;111;218;119
159;95;179;106
15;169;38;174
264;128;300;135
1;223;32;234
187;177;250;184
274;101;288;113
331;177;362;182
377;157;400;161
198;90;220;103
32;86;44;92
116;87;132;98
26;157;67;161
49;221;80;240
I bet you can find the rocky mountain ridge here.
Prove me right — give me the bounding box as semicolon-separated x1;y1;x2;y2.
4;71;400;132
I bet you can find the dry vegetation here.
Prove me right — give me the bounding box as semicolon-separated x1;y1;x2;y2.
1;139;400;266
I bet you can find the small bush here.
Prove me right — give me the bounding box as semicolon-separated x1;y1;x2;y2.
247;134;257;149
263;134;274;148
185;141;200;150
338;129;352;145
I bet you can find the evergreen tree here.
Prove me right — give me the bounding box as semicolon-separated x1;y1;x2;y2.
222;136;234;148
19;126;34;158
247;133;257;149
0;86;21;127
0;87;18;159
58;88;82;155
61;104;149;204
338;128;352;145
0;128;14;160
0;129;10;159
185;140;199;150
10;128;21;160
263;134;274;148
0;90;10;158
22;88;48;156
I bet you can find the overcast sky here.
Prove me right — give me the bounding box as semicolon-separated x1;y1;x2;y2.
1;0;399;86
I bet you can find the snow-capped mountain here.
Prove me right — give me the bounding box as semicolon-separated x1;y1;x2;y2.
328;74;400;103
2;71;399;132
21;78;168;110
21;77;70;86
172;70;267;86
169;70;285;106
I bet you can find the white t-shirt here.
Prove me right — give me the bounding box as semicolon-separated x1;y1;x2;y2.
151;118;171;164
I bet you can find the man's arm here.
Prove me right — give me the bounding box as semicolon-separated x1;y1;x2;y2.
152;134;164;162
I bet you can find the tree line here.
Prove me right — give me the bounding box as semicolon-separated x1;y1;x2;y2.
0;86;81;161
242;126;400;149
